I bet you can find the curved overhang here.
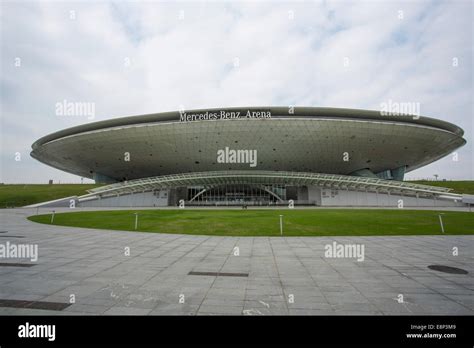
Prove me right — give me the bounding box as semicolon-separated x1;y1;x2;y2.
81;170;458;200
32;106;465;148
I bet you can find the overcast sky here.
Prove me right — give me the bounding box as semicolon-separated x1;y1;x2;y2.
1;0;472;183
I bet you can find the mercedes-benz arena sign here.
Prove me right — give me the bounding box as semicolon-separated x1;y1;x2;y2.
30;107;466;207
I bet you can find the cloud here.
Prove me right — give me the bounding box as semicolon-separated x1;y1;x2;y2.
0;0;472;183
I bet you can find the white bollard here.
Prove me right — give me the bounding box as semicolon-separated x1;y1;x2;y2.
134;213;138;230
279;215;283;236
438;214;445;233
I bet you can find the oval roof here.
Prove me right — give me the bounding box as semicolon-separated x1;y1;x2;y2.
32;106;465;148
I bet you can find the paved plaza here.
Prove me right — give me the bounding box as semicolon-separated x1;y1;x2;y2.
0;208;472;315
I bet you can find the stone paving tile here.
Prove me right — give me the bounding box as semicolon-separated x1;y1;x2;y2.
3;293;47;301
63;303;111;314
332;303;382;313
289;308;337;315
149;303;198;315
200;298;245;307
103;307;152;315
197;304;243;315
0;208;473;316
444;294;474;309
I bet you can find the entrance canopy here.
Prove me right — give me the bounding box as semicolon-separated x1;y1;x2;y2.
82;170;457;200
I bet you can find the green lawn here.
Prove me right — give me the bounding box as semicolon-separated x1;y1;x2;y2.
27;209;474;236
0;184;101;208
409;181;474;194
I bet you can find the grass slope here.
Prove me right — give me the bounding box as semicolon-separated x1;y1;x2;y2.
409;181;474;194
28;209;474;236
0;184;101;208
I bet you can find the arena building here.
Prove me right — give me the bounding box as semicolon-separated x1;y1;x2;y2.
30;107;471;207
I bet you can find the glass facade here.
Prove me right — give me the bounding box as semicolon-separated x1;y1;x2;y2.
187;184;287;205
